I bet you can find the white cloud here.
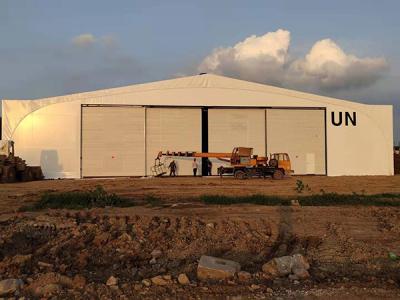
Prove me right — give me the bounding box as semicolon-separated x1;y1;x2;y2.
72;34;118;49
72;34;96;47
198;29;388;91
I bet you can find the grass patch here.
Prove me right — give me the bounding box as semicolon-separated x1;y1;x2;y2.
21;186;133;211
298;192;400;206
200;192;400;207
144;195;163;207
201;194;291;206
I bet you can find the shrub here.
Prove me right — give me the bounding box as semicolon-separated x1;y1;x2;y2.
21;186;133;210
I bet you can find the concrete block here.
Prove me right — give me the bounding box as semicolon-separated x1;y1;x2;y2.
197;255;241;281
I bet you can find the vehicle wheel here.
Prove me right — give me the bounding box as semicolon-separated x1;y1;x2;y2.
1;166;17;183
234;170;248;179
269;159;278;168
272;169;284;180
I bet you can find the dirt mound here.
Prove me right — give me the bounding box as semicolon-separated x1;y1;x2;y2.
0;208;399;298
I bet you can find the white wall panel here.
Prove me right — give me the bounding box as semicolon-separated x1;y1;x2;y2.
82;106;145;177
267;109;326;175
12;102;81;178
146;108;201;176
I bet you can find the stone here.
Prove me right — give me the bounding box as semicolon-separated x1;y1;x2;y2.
162;275;172;280
197;255;241;281
262;254;310;278
12;255;32;266
291;254;310;271
177;274;190;285
292;268;310;280
151;276;168;286
274;256;293;276
142;279;151;287
237;271;252;282
151;249;162;259
262;260;280;277
0;279;23;296
38;261;53;269
250;284;261;290
206;223;215;229
266;287;273;293
34;284;62;297
106;276;118;286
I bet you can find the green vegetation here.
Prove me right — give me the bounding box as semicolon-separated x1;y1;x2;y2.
294;179;311;193
298;192;400;206
144;194;163;207
21;186;133;211
201;194;291;206
201;192;400;207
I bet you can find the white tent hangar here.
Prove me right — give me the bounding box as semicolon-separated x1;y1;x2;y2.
1;74;394;178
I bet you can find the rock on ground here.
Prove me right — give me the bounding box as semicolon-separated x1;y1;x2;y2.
34;283;62;297
0;279;23;296
237;271;252;282
151;275;169;286
106;276;118;286
262;254;310;279
177;273;190;285
197;255;241;281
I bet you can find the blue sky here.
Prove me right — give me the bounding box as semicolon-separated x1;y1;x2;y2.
0;0;399;142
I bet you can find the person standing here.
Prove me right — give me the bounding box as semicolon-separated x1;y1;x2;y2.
168;160;177;176
207;159;212;176
192;158;198;176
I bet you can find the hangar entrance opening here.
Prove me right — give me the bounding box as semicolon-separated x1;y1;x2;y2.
81;106;145;177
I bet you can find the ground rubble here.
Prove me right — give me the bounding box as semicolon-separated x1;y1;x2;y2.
0;211;399;299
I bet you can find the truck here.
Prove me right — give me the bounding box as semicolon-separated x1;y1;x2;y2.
152;147;293;179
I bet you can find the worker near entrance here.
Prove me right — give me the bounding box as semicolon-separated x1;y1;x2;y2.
207;159;212;176
168;160;177;176
192;158;198;176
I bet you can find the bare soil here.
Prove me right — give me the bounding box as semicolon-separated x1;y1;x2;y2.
1;175;400;213
0;176;399;299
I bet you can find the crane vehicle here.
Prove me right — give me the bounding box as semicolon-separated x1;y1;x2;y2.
0;140;44;183
152;147;292;179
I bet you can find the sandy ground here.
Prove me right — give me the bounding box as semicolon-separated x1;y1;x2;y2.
0;176;399;299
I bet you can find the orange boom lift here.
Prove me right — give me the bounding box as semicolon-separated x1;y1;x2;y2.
152;147;292;179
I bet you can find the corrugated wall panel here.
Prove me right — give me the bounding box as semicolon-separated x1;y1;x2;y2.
82;106;145;177
146;108;201;176
266;109;326;175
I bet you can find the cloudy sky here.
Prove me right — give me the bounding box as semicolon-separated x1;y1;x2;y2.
1;0;399;142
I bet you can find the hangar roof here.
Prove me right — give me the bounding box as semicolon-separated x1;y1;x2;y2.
1;73;390;140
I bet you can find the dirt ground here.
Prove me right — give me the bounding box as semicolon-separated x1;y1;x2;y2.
1;175;400;213
0;176;400;299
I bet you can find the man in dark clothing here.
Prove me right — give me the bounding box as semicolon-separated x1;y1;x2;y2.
168;160;177;176
207;159;213;176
